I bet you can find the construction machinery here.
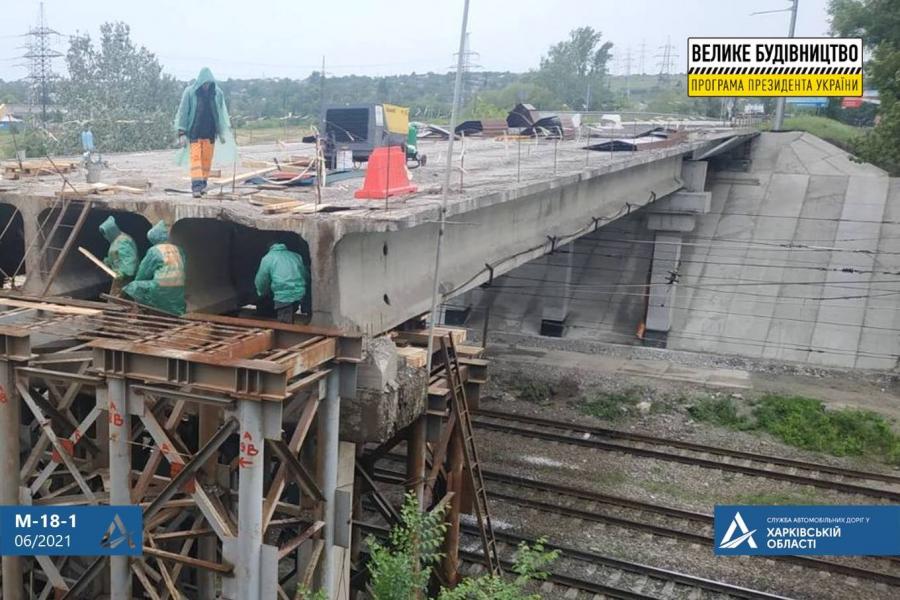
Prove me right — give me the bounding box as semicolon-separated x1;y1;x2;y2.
321;103;425;168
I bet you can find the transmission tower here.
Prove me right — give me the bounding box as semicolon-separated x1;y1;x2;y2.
624;46;633;98
655;36;678;84
451;32;481;111
22;2;62;124
639;39;647;75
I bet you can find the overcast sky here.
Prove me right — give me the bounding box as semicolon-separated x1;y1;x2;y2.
1;0;832;81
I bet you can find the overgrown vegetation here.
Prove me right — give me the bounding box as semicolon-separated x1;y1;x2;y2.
829;0;900;175
687;395;752;429
688;394;900;464
763;114;867;150
367;494;449;599
576;388;641;421
366;494;558;600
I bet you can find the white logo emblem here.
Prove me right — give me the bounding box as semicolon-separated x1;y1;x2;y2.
719;511;758;549
100;514;137;550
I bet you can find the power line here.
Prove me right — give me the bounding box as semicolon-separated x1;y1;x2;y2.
454;304;900;362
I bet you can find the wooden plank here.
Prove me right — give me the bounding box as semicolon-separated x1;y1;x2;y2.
208;166;277;185
396;346;427;368
78;247;117;278
262;200;304;214
0;297;102;316
242;159;275;169
455;344;485;358
247;194;296;206
396;326;467;347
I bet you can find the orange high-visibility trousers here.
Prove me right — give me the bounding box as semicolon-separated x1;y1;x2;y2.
189;139;214;192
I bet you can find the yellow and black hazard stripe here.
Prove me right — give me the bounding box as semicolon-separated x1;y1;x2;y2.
688;66;862;75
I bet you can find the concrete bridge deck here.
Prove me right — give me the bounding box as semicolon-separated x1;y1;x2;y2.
0;127;754;335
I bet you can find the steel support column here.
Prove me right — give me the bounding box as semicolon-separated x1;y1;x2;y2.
237;400;265;598
197;404;219;600
107;377;132;599
406;415;426;506
0;357;23;600
441;427;464;585
320;369;340;598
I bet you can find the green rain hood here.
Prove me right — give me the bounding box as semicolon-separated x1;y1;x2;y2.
122;221;187;315
255;243;308;305
174;67;237;167
98;216;137;278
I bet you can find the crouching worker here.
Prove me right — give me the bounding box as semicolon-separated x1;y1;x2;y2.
123;221;187;315
255;242;308;323
99;216;137;296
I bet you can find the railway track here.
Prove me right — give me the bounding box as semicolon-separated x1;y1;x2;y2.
472;408;900;502
356;520;795;600
372;461;900;587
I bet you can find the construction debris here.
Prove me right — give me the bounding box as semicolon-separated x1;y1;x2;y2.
55;182;147;198
2;159;78;179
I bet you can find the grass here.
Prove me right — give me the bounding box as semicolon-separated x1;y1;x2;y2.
687;396;752;429
734;489;823;506
763;114;866;150
688;393;900;465
576;388;641;421
515;380;554;405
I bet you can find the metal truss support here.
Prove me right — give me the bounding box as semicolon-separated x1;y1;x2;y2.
0;356;23;600
320;369;341;597
107;377;132;600
237;400;265;598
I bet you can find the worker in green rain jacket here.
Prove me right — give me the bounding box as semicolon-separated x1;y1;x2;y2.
254;242;308;323
98;216;138;297
123;221;187;315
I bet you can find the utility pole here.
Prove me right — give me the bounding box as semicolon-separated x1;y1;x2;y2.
425;0;470;375
22;2;61;125
772;0;799;131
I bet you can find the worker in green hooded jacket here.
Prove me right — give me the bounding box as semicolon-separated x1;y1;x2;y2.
123;221;187;315
255;242;308;323
98;216;138;296
174;67;235;198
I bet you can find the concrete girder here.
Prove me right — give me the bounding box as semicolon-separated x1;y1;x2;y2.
332;154;687;334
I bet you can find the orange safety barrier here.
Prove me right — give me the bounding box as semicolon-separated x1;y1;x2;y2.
354;146;417;199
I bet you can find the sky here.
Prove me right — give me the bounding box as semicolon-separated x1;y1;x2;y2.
0;0;833;81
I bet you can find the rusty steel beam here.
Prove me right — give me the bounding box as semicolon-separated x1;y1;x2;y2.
267;439;324;502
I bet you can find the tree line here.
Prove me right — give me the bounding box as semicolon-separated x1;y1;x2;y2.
0;24;623;155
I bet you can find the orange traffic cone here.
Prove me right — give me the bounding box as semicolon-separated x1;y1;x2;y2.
354;146;418;199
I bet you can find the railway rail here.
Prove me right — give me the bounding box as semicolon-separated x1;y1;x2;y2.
472;408;900;502
356;521;795;600
371;462;900;587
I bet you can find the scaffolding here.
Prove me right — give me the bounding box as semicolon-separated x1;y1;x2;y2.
0;294;361;599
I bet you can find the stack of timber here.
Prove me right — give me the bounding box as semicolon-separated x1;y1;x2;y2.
3;160;78;179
